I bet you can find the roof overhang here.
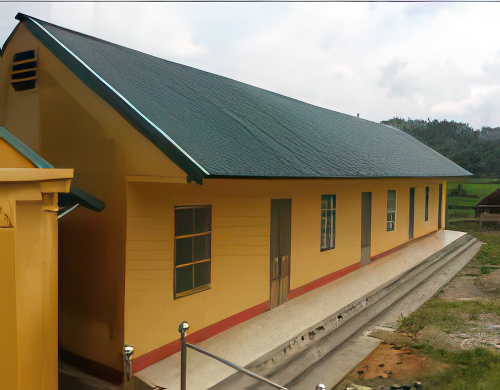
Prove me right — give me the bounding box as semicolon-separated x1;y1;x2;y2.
58;186;106;218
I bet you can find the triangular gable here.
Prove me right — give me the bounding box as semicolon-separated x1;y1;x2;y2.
0;127;53;168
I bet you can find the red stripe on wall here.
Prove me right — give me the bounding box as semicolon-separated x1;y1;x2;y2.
132;300;270;372
133;261;365;372
133;231;441;372
288;262;361;300
370;230;437;262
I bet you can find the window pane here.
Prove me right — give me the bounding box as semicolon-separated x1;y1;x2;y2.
193;234;211;262
175;237;192;266
387;191;396;231
176;265;193;294
321;195;335;250
175;208;193;236
331;210;336;248
194;207;211;233
194;261;211;288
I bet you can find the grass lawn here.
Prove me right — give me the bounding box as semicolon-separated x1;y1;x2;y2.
410;346;500;390
447;179;500;219
397;299;500;389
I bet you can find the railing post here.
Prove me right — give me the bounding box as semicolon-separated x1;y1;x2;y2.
179;321;190;390
122;345;135;389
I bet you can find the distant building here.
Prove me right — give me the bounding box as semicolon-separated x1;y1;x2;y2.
475;188;500;218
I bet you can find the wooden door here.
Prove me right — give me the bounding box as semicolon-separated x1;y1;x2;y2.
360;192;372;266
270;199;291;309
438;184;443;229
409;188;415;239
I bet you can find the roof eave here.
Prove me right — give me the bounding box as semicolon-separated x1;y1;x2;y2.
204;173;473;180
16;13;207;184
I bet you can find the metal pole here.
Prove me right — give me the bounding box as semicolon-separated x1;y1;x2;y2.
186;343;288;390
179;321;190;390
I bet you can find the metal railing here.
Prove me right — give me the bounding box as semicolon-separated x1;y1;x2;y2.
178;322;326;390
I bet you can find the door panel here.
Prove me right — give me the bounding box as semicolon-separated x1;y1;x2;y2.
409;188;415;239
270;199;291;309
360;192;372;266
438;184;443;229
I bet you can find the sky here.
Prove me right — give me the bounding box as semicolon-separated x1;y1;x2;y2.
1;2;500;130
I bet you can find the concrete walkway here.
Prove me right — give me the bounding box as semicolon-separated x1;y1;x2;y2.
136;230;466;390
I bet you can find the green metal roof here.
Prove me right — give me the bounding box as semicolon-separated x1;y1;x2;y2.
58;185;106;215
12;14;471;180
0;126;54;168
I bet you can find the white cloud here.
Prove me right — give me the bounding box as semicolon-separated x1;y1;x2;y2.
2;2;500;129
48;3;206;58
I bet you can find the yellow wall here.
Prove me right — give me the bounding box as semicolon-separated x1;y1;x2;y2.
1;23;188;373
0;225;18;388
125;177;445;358
0;139;36;168
0;175;71;390
0;26;41;150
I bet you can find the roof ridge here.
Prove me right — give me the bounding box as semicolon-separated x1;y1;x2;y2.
14;14;362;124
16;13;181;65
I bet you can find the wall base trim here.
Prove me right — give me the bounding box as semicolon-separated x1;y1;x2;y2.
370;230;438;262
133;232;441;373
132;300;270;372
133;261;364;372
288;262;361;300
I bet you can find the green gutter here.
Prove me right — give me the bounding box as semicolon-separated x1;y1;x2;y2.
16;13;207;184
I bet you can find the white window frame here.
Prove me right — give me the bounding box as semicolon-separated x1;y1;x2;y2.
387;190;396;232
321;195;336;250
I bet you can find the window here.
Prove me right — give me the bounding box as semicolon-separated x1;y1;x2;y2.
174;205;211;298
11;50;37;91
387;190;396;231
425;187;429;221
321;195;336;250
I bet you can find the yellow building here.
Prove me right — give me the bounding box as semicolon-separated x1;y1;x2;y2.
0;126;74;390
1;14;470;385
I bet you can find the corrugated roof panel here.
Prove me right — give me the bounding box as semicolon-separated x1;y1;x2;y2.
22;15;471;178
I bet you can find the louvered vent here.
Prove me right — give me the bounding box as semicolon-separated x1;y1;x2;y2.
11;50;37;91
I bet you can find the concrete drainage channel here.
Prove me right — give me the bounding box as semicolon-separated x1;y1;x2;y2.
211;234;481;390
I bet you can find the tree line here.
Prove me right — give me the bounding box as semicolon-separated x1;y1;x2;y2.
381;117;500;178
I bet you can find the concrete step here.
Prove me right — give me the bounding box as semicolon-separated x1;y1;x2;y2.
210;234;479;390
289;239;483;390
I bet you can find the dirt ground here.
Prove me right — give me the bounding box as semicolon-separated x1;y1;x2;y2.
335;232;500;390
336;341;449;390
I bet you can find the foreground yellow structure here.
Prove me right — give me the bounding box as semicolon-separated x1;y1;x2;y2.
1;13;468;385
0;128;73;389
